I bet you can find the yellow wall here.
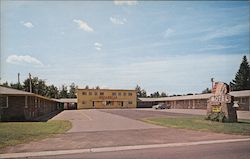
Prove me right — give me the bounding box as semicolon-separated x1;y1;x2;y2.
77;89;137;109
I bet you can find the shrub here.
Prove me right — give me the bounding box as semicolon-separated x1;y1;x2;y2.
206;112;226;122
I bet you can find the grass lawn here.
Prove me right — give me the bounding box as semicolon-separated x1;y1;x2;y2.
142;117;250;136
0;120;71;149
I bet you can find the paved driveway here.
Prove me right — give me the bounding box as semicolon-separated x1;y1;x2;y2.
2;109;248;155
51;109;162;132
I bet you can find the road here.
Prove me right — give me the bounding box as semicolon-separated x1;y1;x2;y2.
1;109;249;159
22;140;250;159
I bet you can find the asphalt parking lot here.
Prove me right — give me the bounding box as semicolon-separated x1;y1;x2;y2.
1;109;249;159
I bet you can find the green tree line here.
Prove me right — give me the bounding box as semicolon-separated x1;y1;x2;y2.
1;76;77;99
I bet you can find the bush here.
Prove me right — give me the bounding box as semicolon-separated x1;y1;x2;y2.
206;112;226;122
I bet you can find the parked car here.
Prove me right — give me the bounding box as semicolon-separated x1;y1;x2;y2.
153;103;170;109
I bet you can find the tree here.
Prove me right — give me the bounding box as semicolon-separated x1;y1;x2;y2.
230;55;250;91
135;85;142;97
95;86;100;89
69;83;77;98
85;85;89;89
36;79;48;96
23;77;47;96
23;76;38;93
161;92;167;97
141;89;147;97
202;88;211;94
135;85;147;97
47;85;59;98
59;85;68;98
10;83;23;90
1;81;9;87
150;91;160;98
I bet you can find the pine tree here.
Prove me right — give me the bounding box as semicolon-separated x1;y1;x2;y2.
59;85;69;98
69;83;77;98
230;55;250;91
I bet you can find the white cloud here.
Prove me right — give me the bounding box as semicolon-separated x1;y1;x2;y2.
94;42;103;47
73;19;94;32
21;21;34;28
95;47;101;51
163;28;174;38
201;23;249;41
6;55;44;66
110;16;127;25
94;42;103;51
113;0;137;5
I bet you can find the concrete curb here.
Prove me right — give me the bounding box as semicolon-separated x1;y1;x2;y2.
1;138;250;158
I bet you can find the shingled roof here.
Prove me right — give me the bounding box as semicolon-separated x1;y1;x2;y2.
138;90;250;102
0;86;33;95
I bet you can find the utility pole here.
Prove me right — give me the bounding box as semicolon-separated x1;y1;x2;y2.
29;73;32;93
211;78;214;92
17;73;20;89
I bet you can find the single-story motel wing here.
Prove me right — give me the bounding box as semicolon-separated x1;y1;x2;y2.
138;90;250;111
1;86;249;121
0;86;63;121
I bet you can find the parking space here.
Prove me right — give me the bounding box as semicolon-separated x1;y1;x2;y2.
51;109;162;133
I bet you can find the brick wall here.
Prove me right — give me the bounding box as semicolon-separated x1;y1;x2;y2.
2;96;26;121
1;95;59;121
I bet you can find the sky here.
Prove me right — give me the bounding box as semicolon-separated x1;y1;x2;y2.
0;0;249;95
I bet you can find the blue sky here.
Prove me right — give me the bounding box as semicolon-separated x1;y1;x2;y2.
1;1;249;94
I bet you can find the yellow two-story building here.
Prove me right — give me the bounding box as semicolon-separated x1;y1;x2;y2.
77;88;137;109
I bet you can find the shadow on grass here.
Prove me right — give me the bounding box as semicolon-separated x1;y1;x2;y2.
237;121;250;124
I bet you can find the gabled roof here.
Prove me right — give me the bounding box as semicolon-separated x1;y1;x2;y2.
229;90;250;97
0;86;33;95
138;90;250;102
0;86;56;101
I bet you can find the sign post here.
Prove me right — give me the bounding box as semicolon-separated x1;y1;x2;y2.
207;82;238;122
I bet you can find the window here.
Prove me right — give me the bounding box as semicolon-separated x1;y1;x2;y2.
25;96;28;108
106;101;112;106
241;97;247;103
100;92;104;95
94;92;98;96
82;92;87;95
112;92;116;96
89;92;92;95
118;92;121;96
0;96;8;108
128;101;133;104
128;92;132;96
123;92;127;96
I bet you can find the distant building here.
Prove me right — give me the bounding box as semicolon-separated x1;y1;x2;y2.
138;90;250;111
0;86;62;121
77;89;137;109
54;98;77;110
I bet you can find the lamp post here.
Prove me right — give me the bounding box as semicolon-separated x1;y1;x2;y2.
211;78;214;92
29;73;32;93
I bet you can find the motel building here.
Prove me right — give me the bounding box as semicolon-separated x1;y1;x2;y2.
77;88;137;109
